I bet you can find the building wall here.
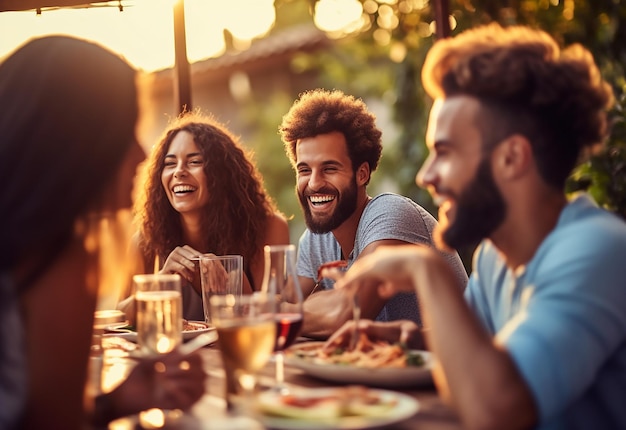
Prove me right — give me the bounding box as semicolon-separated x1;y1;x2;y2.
137;24;329;151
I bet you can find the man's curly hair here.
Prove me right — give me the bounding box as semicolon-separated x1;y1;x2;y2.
422;23;614;190
279;89;382;184
134;112;278;272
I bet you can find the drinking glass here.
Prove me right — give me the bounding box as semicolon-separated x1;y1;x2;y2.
210;292;276;414
260;245;304;393
199;254;243;325
134;273;183;356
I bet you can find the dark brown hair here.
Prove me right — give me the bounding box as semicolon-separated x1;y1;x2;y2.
279;88;382;183
422;23;614;189
0;36;138;273
134;112;278;270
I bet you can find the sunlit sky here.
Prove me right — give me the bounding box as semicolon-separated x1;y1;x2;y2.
0;0;363;72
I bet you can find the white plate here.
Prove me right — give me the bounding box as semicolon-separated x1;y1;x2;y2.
285;341;433;388
104;320;215;342
256;387;419;430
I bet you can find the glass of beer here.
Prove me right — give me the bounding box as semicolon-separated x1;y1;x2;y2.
134;273;182;356
210;292;275;414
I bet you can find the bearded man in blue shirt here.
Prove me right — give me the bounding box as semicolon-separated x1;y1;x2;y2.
324;24;626;430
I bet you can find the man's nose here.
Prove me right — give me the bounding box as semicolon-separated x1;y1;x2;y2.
308;169;324;190
416;159;435;189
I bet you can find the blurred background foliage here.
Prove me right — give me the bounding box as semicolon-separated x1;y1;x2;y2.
242;0;625;267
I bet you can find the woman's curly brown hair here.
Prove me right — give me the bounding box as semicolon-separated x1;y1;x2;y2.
422;23;614;190
134;112;278;271
279;88;382;184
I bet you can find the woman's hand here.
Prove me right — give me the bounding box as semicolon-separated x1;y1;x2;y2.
198;254;230;294
94;349;207;424
161;245;203;284
323;319;424;352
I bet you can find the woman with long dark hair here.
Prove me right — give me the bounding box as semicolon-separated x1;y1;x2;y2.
128;112;289;320
0;36;205;429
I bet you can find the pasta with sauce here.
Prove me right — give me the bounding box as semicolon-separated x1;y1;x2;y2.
294;333;424;368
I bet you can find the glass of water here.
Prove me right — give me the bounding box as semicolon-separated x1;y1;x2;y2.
134;273;183;356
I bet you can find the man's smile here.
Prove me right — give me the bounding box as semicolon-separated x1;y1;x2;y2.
309;194;336;207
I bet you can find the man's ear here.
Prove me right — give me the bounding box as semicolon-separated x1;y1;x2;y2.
356;162;370;186
492;134;533;180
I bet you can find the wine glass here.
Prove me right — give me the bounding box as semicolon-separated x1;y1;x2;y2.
260;245;304;394
209;292;276;415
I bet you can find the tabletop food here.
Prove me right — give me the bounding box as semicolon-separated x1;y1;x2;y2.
292;333;425;368
104;319;212;342
182;319;209;331
257;385;398;420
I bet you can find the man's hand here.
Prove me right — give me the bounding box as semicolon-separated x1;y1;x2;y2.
324;245;427;298
323;319;425;352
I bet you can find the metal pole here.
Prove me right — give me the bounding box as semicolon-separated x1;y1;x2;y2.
173;0;191;113
433;0;451;39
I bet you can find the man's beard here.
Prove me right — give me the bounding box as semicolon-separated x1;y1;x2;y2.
298;176;359;234
436;157;506;251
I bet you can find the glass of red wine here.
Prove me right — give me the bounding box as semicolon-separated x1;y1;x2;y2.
260;244;304;393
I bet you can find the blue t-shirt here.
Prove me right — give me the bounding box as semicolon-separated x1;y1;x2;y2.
297;193;467;324
465;194;626;429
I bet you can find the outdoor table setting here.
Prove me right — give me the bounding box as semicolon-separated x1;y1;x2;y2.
99;247;461;429
102;334;461;430
200;338;462;430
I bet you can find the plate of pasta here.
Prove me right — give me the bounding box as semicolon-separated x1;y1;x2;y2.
285;336;433;388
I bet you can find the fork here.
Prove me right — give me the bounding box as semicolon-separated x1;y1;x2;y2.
317;260;359;348
349;291;361;350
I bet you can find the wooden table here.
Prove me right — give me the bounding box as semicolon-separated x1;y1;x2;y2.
106;342;462;430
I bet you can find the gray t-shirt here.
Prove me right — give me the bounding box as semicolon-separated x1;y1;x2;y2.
296;193;467;325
